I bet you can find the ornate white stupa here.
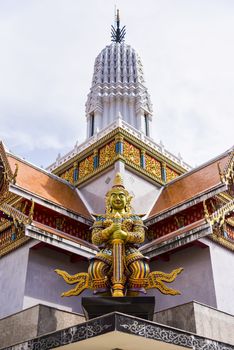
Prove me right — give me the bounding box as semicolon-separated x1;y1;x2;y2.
85;11;153;137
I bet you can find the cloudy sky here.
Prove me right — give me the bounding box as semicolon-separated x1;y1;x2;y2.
0;0;233;168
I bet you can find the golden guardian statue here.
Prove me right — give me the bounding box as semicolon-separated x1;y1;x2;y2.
89;173;149;297
55;173;183;297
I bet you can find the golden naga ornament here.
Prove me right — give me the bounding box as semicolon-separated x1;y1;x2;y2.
55;173;183;297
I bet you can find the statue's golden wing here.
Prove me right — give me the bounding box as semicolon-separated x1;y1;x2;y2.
55;270;91;297
146;268;183;295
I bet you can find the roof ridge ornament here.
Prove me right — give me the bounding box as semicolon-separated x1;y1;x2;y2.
111;9;126;43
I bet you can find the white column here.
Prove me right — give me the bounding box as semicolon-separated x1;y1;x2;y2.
103;100;108;128
116;96;121;120
86;115;90;138
94;110;102;133
129;99;135;127
136;110;144;132
123;97;128;123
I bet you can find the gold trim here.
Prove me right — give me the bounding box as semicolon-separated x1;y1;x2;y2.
226;217;234;227
0;142;13;180
0;220;12;233
55;128;119;175
209;233;234;251
11;163;18;184
209;200;234;228
53;128;186;180
0;202;29;225
0;143;20;205
216;192;232;204
124;158;164;185
219;150;234;185
76;155;120;186
27;200;34;224
204;198;234;251
0;236;30;258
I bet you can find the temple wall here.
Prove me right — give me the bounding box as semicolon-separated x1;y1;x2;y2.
79;162;160;215
0;241;35;319
123;167;160;215
79;167;116;214
205;239;234;315
148;245;217;312
23;247;91;314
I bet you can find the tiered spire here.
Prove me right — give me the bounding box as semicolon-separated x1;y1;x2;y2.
85;11;153;138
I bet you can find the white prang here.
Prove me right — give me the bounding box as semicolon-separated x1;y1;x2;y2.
85;42;153;138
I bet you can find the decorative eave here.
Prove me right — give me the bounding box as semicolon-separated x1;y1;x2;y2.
218;148;234;186
0;235;30;258
50;121;189;175
140;219;211;258
25;221;98;259
9;183;92;226
3;151;92;222
145;183;227;226
0;201;32;226
0;141;14;180
146;148;233;225
204;199;234;227
209;233;234;252
7;312;233;350
204;198;234;251
48;120;189;189
0;201;34;258
0;142;19;205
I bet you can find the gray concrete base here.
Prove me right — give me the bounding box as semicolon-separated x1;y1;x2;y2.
1;301;233;348
0;304;85;349
154;301;234;345
1;312;233;350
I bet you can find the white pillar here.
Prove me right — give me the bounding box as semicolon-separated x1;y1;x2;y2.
94;110;102;133
86;115;90;138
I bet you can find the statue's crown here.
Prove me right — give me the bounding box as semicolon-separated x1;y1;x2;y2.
112;172;125;189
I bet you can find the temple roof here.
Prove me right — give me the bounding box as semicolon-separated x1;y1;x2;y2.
6;152;92;221
141;218;210;257
147;148;233;222
25;221;98;258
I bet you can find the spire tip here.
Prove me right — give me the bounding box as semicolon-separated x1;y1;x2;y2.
111;9;126;43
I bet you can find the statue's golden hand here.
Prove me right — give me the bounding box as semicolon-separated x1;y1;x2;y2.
101;222;120;238
111;222;122;232
112;229;127;241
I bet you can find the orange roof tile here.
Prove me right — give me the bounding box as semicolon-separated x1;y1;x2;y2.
7;154;91;220
148;150;231;219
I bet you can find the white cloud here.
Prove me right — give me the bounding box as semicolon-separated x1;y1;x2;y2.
0;0;233;167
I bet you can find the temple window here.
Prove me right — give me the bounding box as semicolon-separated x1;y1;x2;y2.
144;113;149;136
90;113;95;137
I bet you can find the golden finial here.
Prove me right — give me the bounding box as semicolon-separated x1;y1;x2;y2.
203;200;210;222
217;162;225;183
11;163;18;184
27;200;35;224
112;172;124;188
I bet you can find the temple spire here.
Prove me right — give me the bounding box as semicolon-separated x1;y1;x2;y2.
85;11;153;138
111;9;126;43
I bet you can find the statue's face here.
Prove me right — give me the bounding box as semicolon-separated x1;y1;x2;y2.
110;189;127;211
